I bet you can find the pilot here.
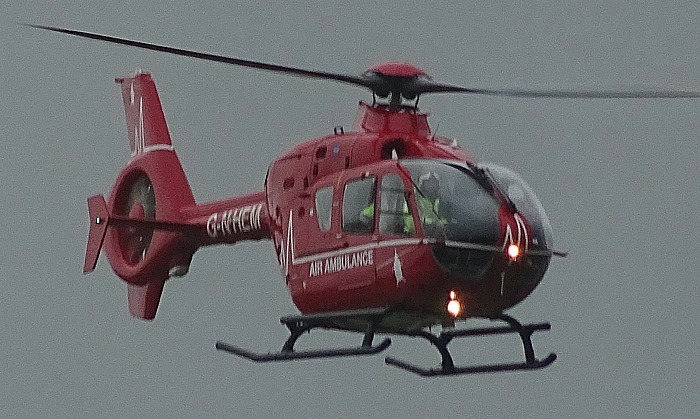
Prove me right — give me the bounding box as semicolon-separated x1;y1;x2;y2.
418;172;440;203
406;171;445;234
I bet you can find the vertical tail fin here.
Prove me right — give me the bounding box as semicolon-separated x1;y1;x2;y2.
115;72;173;156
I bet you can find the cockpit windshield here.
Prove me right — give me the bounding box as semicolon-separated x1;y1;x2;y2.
397;159;553;282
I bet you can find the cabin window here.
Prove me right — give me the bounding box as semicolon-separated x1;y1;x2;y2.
342;176;376;234
379;173;412;235
314;186;333;231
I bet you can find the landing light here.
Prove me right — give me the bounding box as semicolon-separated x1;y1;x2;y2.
507;244;520;260
447;291;461;317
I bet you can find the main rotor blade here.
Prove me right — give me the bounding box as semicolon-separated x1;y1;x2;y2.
26;24;700;100
25;24;372;89
413;80;700;98
462;88;700;98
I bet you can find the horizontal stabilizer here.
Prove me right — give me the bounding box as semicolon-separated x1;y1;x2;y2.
84;195;110;273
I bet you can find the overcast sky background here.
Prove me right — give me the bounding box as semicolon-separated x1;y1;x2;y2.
2;1;699;417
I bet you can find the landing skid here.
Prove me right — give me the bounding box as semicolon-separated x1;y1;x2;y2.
216;307;391;362
385;314;556;376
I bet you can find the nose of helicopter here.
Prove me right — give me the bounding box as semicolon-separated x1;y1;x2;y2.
428;211;501;281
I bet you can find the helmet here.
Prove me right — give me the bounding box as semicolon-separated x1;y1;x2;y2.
418;172;440;199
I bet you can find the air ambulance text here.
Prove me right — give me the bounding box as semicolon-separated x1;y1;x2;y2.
308;250;374;277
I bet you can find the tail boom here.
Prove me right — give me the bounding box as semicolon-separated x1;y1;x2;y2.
181;191;271;245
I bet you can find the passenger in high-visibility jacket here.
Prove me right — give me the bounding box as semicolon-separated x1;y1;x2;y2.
361;172;445;235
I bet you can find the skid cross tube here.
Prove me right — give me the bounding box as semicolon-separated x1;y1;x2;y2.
385;314;556;377
216;308;391;362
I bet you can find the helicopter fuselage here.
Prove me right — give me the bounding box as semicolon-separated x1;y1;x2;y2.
264;101;553;328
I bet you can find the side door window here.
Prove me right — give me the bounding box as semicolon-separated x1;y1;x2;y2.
378;173;413;235
342;176;376;234
314;186;333;231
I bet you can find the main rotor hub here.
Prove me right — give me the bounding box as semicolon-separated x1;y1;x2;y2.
363;62;432;107
365;62;429;78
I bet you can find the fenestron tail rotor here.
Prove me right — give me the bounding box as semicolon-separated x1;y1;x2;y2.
26;24;700;106
117;173;156;265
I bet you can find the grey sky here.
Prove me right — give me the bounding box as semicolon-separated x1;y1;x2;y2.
2;1;699;417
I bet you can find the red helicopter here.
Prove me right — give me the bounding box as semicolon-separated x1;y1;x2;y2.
30;25;700;376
